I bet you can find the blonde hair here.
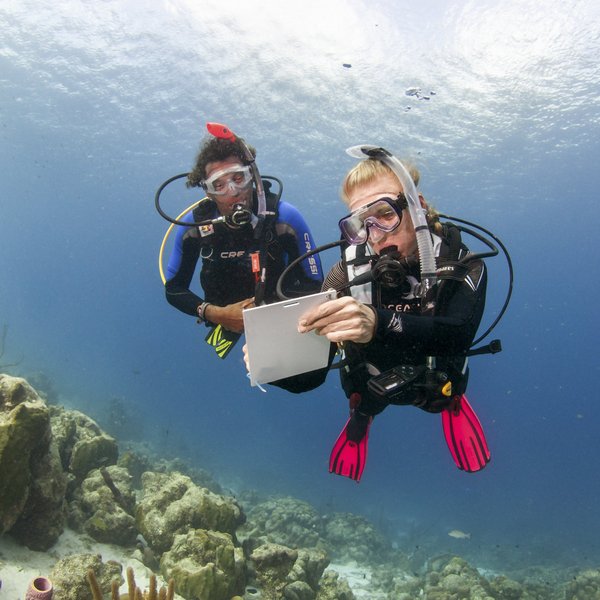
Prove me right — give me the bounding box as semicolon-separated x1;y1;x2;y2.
341;158;442;235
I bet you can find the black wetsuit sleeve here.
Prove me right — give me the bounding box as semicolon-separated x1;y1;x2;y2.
164;225;204;317
372;261;487;356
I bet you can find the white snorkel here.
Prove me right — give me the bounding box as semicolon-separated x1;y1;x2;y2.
346;145;437;305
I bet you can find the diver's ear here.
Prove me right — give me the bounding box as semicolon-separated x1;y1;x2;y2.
418;193;427;209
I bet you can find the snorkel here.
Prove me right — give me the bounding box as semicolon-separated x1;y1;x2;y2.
206;123;277;305
206;122;268;221
346;145;438;307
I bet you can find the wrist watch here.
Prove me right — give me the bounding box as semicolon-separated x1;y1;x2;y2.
197;302;211;323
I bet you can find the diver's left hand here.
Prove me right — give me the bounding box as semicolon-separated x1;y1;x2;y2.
298;296;376;344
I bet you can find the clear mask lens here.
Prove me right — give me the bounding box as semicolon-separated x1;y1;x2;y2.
203;165;253;195
338;197;403;245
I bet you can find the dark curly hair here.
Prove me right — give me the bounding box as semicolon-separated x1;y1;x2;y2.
187;137;257;188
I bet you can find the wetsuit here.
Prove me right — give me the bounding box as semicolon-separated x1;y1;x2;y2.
274;222;487;416
165;191;323;319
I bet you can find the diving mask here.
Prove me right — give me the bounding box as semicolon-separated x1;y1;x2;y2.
203;164;253;196
338;195;407;245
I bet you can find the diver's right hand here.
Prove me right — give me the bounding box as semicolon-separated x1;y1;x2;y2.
298;295;377;344
204;297;254;334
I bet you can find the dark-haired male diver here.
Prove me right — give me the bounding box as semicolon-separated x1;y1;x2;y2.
246;145;498;481
160;124;323;357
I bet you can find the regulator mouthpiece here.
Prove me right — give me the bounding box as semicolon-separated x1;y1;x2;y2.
227;203;253;227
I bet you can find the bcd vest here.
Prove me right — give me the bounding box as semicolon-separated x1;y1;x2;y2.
339;223;472;412
192;188;282;306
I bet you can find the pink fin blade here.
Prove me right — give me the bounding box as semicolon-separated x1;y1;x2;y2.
329;417;371;482
442;394;490;473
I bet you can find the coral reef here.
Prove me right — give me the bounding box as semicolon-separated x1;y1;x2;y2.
118;445;223;494
50;406;119;480
315;571;355;600
249;543;330;600
322;512;391;564
565;568;600;600
50;553;122;600
239;496;325;551
250;543;298;597
118;448;154;488
135;471;245;554
239;497;391;566
381;555;563;600
0;374;67;550
160;528;245;600
1;372;361;599
3;372;595;600
68;465;137;546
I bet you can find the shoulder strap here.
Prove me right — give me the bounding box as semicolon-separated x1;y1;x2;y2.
435;223;472;282
439;222;464;261
192;197;217;222
190;197;218;245
342;243;375;303
264;180;280;215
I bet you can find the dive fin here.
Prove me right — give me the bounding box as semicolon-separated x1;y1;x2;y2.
442;394;490;472
329;414;371;482
205;324;241;359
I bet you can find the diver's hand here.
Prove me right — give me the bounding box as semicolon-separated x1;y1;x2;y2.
204;297;255;334
298;296;376;344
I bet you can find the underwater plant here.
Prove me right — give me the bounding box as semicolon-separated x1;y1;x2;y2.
87;566;175;600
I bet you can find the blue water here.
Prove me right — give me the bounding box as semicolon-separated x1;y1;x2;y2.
2;0;599;572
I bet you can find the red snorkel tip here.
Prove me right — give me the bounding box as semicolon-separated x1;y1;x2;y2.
206;122;237;141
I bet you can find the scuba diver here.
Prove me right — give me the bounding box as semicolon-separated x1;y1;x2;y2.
245;144;511;482
156;123;324;358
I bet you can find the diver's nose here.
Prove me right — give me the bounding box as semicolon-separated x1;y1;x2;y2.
367;224;387;244
226;181;242;195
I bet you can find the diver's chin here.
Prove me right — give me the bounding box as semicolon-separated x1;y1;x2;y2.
221;199;248;216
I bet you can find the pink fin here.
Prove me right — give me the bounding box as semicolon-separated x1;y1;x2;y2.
329;418;371;482
442;394;490;473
